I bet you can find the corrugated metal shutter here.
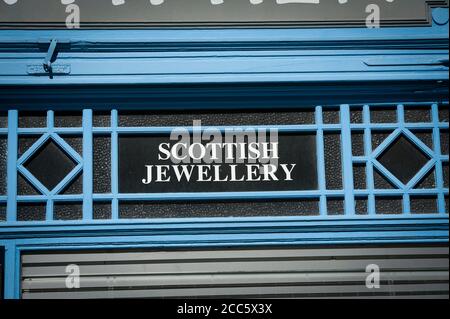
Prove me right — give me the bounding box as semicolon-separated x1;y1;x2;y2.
21;245;449;299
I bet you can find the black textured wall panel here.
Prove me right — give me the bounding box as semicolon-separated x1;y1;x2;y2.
119;109;316;127
93;136;111;194
119;199;320;219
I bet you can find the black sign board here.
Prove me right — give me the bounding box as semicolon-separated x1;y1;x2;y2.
119;133;317;193
0;0;448;28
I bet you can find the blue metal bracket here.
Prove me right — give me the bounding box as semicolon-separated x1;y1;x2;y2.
43;39;57;74
26;39;71;78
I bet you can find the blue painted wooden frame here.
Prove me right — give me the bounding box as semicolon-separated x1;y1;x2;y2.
1;102;448;299
0;9;449;86
2;103;448;219
0;8;448;299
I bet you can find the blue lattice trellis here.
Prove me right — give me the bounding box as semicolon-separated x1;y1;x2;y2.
0;103;448;224
352;104;449;215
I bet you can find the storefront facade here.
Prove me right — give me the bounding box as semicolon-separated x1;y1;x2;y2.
0;0;449;299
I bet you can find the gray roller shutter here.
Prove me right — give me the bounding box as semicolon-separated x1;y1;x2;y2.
21;245;449;299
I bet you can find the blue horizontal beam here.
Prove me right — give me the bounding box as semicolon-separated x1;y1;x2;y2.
0;11;447;86
1;70;448;86
3;121;448;135
0;216;448;236
0;217;447;243
0;20;448;44
11;228;449;249
7;187;448;204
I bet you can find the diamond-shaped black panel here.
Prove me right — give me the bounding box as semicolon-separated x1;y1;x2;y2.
24;139;76;190
377;135;430;184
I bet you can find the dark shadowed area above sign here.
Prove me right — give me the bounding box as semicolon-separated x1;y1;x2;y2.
0;0;448;28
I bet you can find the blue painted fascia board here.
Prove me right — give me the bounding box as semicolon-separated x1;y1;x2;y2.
0;49;448;85
0;217;448;247
2;222;449;249
0;9;447;86
0;23;448;46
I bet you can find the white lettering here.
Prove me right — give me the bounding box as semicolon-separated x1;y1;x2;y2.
158;143;171;160
173;165;195;182
156;165;171;182
280;164;296;181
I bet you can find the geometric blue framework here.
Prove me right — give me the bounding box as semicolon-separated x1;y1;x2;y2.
0;7;448;299
0;103;448;299
0;103;448;224
15;111;84;221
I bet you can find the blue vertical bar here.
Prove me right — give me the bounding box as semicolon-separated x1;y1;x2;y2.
315;106;327;216
6;110;18;223
363;105;376;215
340;104;355;216
47;110;54;132
14;244;21;299
397;104;410;215
111;110;119;220
432;103;446;215
46;200;53;221
397;104;405;129
46;111;54;221
83;109;93;221
3;241;19;299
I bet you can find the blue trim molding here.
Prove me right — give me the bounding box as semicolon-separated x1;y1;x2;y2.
0;9;448;85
